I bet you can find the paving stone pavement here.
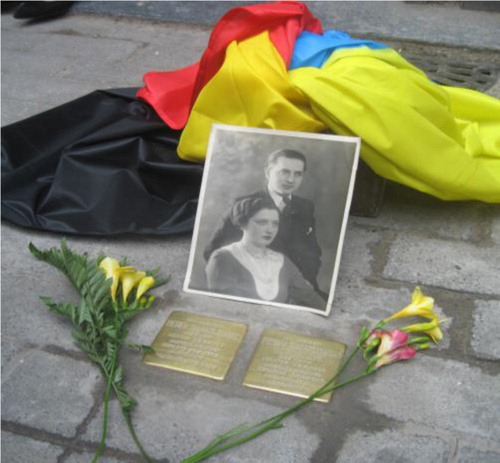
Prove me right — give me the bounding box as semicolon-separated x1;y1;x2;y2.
2;4;500;463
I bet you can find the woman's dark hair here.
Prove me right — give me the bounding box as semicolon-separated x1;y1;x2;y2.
231;197;279;229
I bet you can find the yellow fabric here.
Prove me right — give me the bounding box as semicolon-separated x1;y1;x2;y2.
178;36;500;202
289;47;500;201
177;31;325;162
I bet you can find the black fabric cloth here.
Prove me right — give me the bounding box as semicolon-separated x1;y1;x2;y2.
203;189;322;289
1;88;203;235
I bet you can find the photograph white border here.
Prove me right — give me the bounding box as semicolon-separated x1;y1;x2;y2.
184;124;360;316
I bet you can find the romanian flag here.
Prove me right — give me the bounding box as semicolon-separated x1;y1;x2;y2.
138;1;500;203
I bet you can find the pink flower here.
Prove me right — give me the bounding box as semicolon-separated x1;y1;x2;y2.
364;329;408;354
375;346;417;369
376;329;410;356
365;329;419;371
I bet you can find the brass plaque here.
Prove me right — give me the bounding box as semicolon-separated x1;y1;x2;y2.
243;329;345;403
143;311;247;380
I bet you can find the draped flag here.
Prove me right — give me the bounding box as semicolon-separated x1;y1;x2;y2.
138;1;500;203
1;89;202;235
290;47;500;201
137;1;322;130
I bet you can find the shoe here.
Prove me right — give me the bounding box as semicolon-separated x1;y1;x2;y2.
13;1;73;20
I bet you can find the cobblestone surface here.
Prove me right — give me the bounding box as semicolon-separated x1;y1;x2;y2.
456;444;500;463
1;432;65;463
336;428;451;463
366;357;500;440
383;234;500;295
1;349;100;437
471;300;500;360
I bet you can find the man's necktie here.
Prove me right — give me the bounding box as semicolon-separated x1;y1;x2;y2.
280;194;292;213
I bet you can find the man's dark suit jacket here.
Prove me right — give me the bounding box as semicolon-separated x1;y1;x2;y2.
203;190;322;288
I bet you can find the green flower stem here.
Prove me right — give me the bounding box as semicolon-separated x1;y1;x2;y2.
103;374;153;462
110;309;153;462
181;345;371;463
92;357;116;463
122;411;154;463
93;307;120;463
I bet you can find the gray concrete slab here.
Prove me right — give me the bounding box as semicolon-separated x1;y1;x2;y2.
2;5;500;463
471;300;500;360
1;349;100;437
383;234;500;295
366;356;500;440
336;427;452;463
456;443;500;463
65;453;124;463
1;431;65;463
73;1;500;51
351;187;493;243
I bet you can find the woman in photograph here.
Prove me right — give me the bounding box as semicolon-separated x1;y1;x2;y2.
205;197;325;309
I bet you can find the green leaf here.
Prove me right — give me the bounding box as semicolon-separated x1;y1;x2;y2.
145;267;160;278
86;352;101;364
78;300;93;326
114;365;124;384
141;345;155;355
151;275;170;289
29;242;66;273
85;267;104;292
119;394;137;413
92;279;112;308
126;343;155;354
103;325;118;339
122;311;141;322
39;297;78;319
39;295;56;308
72;328;90;342
106;341;117;359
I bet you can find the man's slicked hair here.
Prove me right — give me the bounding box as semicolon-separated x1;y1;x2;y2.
265;149;307;172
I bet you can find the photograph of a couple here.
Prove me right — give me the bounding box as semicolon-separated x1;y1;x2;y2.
184;125;360;316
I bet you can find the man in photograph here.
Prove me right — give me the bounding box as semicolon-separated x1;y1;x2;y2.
203;148;324;295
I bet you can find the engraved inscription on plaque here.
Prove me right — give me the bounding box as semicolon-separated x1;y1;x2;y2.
143;311;247;380
243;329;345;402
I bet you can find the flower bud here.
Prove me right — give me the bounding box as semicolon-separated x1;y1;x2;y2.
403;319;443;344
135;276;155;300
121;271;146;302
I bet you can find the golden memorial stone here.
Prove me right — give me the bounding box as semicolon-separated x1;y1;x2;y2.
243;329;345;402
143;311;247;380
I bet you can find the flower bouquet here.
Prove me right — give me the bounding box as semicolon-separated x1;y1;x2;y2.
29;240;167;462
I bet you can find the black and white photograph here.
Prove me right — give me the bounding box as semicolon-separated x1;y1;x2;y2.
184;125;360;316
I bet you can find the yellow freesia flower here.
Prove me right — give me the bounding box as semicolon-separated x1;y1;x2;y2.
121;270;146;302
383;287;444;344
99;257;135;301
99;257;120;278
135;276;155;300
100;257;122;301
385;287;436;322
